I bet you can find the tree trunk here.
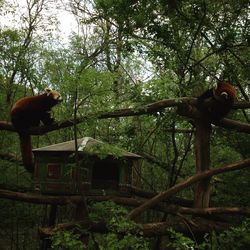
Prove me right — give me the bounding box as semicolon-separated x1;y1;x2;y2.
194;119;211;208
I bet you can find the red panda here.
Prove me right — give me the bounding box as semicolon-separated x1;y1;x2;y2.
11;88;62;173
197;81;237;122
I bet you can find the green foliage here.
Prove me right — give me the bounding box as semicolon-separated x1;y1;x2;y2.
167;229;199;250
51;230;86;250
210;220;250;250
167;220;250;250
89;201;133;230
85;142;124;160
89;201;150;250
96;232;149;250
0;0;250;248
9;201;250;250
51;202;150;250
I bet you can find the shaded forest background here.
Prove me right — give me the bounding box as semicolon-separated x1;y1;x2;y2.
0;0;249;249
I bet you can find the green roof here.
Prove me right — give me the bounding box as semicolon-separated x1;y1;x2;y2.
33;137;141;159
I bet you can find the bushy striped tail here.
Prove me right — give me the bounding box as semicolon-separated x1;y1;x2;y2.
19;133;34;173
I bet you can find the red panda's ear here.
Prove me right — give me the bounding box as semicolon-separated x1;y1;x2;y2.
44;88;52;96
213;82;218;90
212;82;218;97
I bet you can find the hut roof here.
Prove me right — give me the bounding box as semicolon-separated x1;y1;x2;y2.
33;137;141;159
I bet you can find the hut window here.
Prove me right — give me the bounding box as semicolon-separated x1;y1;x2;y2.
47;163;61;179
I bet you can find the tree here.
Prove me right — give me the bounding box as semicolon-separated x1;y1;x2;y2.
0;0;250;248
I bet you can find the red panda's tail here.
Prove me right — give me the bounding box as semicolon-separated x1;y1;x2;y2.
18;133;34;173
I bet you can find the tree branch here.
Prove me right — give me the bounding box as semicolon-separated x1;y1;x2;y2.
0;189;84;205
1;98;249;135
128;157;250;220
169;205;250;217
39;217;235;238
0;152;22;163
216;118;250;133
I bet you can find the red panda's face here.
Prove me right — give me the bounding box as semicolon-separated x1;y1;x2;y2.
44;88;63;103
213;82;236;102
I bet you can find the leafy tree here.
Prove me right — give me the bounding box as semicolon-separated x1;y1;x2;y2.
51;201;150;250
0;0;249;248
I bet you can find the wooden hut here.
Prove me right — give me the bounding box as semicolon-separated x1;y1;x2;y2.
33;137;141;195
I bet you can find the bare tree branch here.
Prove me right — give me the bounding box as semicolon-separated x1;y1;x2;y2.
128;157;250;220
168;205;250;217
0;98;249;135
39;217;235;238
0;153;22;163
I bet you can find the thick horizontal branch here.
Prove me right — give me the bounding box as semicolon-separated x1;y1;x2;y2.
142;218;234;236
217;118;250;133
128;157;250;220
0;152;22;163
0;97;194;134
39;220;107;238
98;97;195;118
0;98;249;135
178;104;250;133
94;197;250;218
2;158;248;216
0;121;15;132
233;100;250;109
0;189;143;205
0;189;85;205
166;205;250;217
39;217;234;238
0;189;158;206
40;205;247;236
0;187;191;210
92;192;193;210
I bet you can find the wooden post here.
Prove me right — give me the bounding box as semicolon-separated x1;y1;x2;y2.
41;205;58;250
48;205;58;226
158;236;175;250
194;119;211;208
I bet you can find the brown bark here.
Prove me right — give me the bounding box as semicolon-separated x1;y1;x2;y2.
0;152;22;163
0;190;149;207
3;184;250;218
0;98;250;134
128;157;250;220
0;189;85;205
142;218;234;236
217;118;250;133
1;158;250;210
2;188;250;218
194;120;211;208
169;206;250;217
39;217;235;238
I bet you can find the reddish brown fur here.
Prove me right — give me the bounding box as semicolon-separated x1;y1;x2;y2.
214;81;237;100
11;89;62;173
197;81;236;122
19;134;33;172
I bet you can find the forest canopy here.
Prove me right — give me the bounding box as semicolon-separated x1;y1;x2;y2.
0;0;249;249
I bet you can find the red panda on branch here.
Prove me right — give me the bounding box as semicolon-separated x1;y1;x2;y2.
11;88;62;173
197;81;237;122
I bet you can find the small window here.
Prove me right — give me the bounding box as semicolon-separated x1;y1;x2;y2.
47;163;61;179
